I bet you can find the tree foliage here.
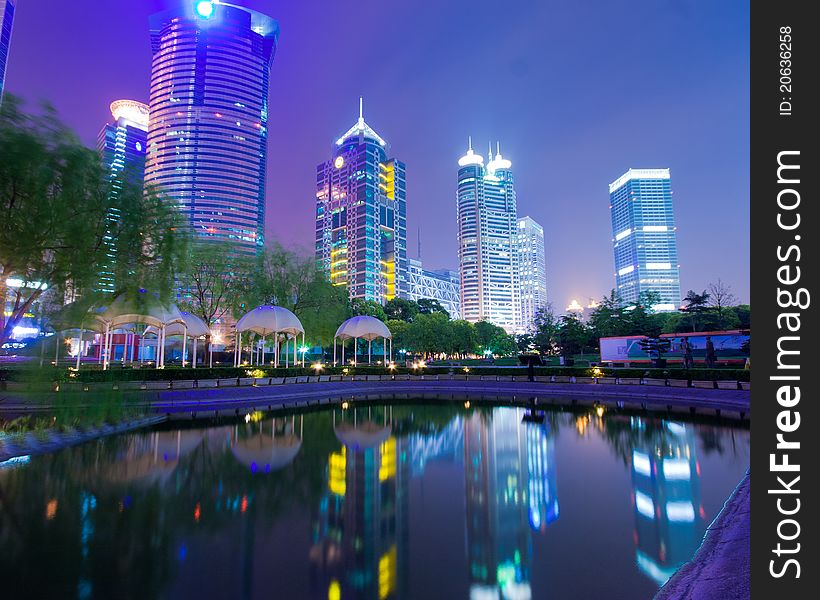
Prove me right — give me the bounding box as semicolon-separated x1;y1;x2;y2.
0;96;185;346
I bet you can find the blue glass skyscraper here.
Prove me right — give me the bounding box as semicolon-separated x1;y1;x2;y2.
96;100;149;293
315;99;408;303
145;1;279;255
609;169;681;311
0;0;16;103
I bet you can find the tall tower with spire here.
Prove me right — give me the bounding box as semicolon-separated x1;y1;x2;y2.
315;99;407;303
457;139;519;332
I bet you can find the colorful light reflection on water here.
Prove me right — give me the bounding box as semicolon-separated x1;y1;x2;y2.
0;404;749;599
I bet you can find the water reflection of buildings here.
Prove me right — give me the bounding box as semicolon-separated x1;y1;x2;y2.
310;407;408;600
630;418;704;586
464;408;559;600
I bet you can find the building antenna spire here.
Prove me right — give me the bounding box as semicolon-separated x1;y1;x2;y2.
359;96;364;121
496;141;501;156
488;141;494;161
468;135;472;151
418;226;421;259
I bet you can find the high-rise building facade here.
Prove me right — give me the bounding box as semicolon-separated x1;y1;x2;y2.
609;168;681;311
315;100;407;303
516;216;547;332
0;0;15;102
456;141;518;333
144;1;279;254
96;100;150;293
406;258;461;319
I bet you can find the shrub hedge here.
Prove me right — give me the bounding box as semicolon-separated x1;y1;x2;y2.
0;364;750;384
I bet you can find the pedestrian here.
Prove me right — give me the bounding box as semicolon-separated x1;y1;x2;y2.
681;338;693;369
705;336;717;368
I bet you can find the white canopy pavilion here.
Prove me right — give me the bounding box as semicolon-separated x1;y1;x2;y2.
333;315;391;366
144;311;211;368
95;291;185;369
234;305;305;367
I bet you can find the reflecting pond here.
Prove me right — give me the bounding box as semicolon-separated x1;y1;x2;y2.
0;402;749;600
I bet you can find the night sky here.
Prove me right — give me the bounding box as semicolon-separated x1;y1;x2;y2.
5;0;750;305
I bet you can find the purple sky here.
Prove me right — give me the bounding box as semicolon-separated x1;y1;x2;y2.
5;0;750;306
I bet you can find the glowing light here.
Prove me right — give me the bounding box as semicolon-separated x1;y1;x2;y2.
615;228;632;241
643;225;668;232
666;501;695;522
194;502;201;522
595;405;605;418
635;491;655;519
313;362;324;371
566;299;584;312
328;581;341;600
195;1;214;18
618;265;635;276
632;451;651;476
329;448;346;496
646;262;672;270
663;458;691;480
46;499;58;520
334;156;344;169
109;99;149;128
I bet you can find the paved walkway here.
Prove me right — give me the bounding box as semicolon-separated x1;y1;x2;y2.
1;379;750;420
655;472;751;600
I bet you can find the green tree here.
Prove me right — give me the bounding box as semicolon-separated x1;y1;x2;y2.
349;297;387;322
416;298;450;318
0;96;185;346
385;319;411;353
406;312;451;357
532;306;559;355
450;320;477;357
556;314;593;357
178;241;251;329
681;289;711;332
244;243;348;345
383;297;419;322
588;290;630;339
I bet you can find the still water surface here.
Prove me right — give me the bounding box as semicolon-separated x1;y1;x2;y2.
0;403;749;600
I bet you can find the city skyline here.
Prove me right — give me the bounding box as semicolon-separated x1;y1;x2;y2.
2;0;750;305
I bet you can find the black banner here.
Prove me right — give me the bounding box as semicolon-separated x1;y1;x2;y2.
751;1;819;597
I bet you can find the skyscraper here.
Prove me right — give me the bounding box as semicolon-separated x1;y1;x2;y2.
144;1;279;254
516;216;547;332
315;99;407;303
457;141;519;333
609;168;682;311
96;100;150;293
0;0;15;103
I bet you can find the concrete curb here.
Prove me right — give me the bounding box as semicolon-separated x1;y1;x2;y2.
655;472;750;600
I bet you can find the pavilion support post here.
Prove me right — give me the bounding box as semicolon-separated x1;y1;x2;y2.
103;323;111;370
368;339;372;365
75;328;84;370
333;338;337;366
353;338;358;366
54;331;60;366
182;327;188;367
302;332;305;367
192;338;198;369
341;339;345;365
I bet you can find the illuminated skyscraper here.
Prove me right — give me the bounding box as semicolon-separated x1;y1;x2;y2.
144;1;279;254
0;0;15;102
609;169;681;311
457;141;519;333
516;216;547;332
96;100;149;293
315;99;407;302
